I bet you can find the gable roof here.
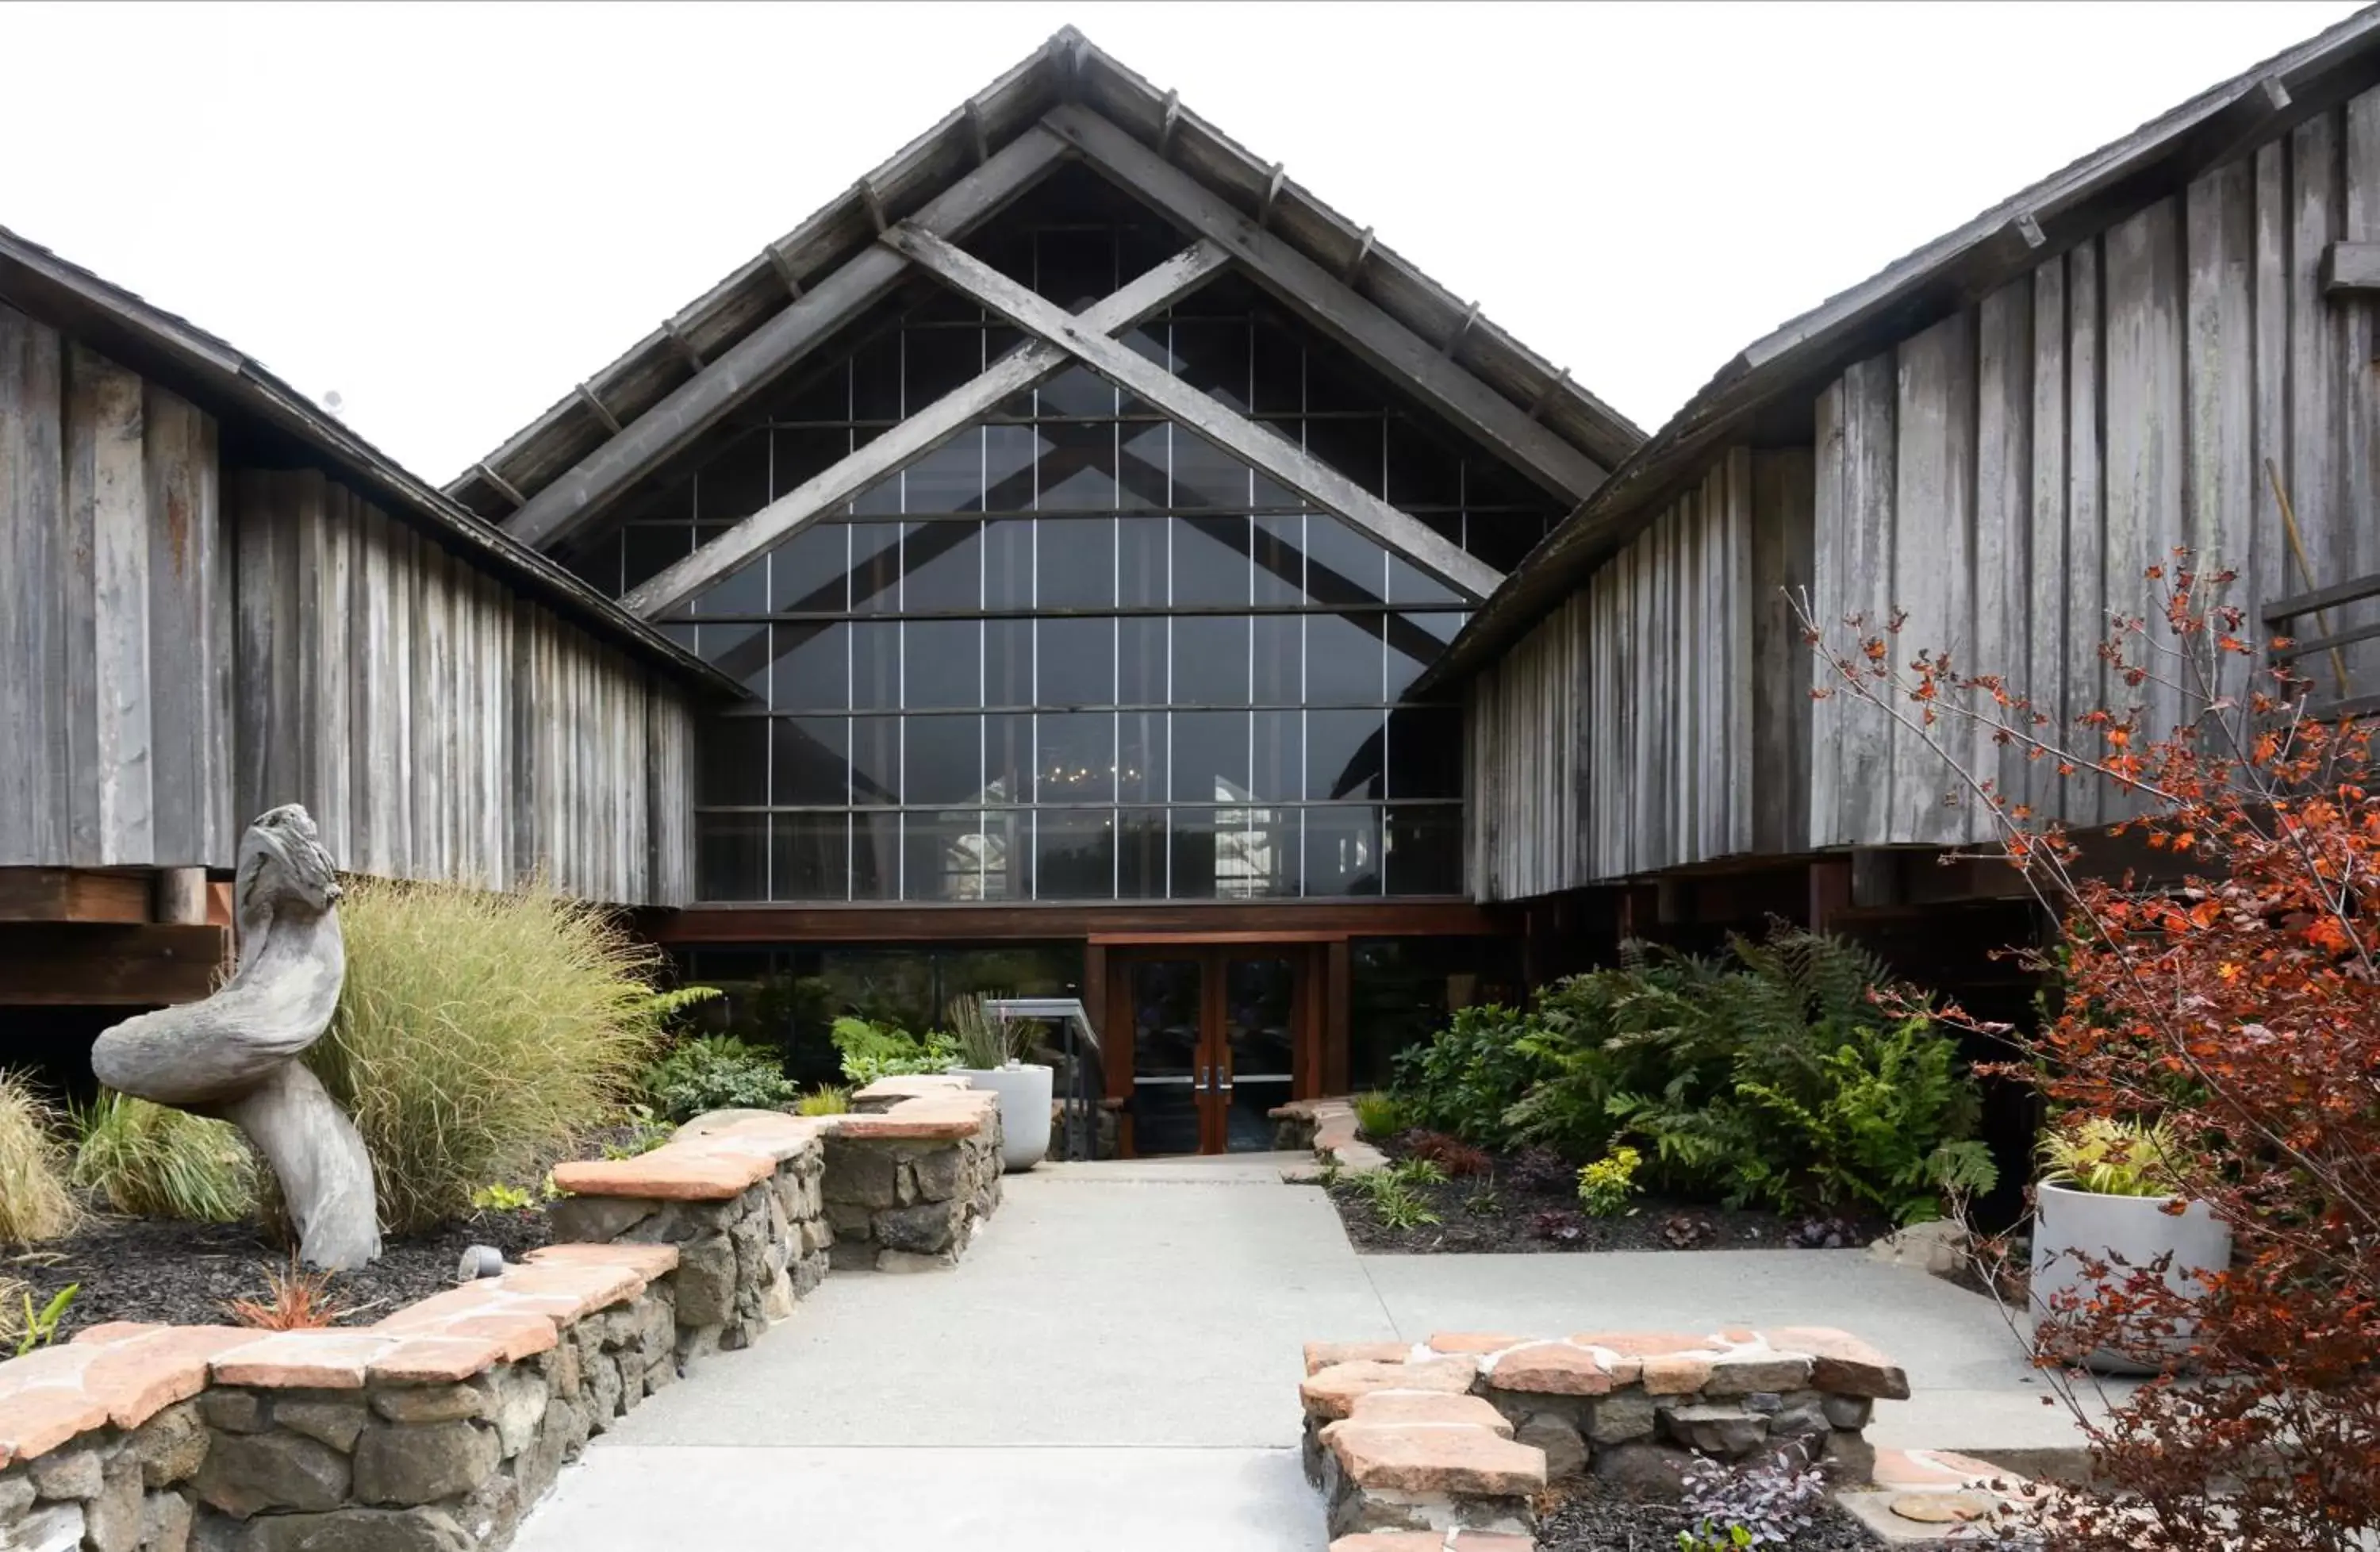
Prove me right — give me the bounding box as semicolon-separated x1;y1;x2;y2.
0;223;742;697
1421;1;2380;691
444;26;1644;530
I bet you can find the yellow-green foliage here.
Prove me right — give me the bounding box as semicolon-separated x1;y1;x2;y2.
2040;1116;2182;1198
795;1085;853;1116
0;1071;78;1244
1576;1144;1643;1217
313;878;666;1236
72;1093;256;1222
1351;1090;1408;1140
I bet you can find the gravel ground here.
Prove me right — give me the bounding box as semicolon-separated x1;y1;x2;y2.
13;1205;551;1339
1537;1484;1876;1551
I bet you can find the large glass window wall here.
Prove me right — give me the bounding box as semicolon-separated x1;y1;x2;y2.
570;175;1557;902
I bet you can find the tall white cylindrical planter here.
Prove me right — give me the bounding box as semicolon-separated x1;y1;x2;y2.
2031;1181;2232;1375
962;1062;1053;1173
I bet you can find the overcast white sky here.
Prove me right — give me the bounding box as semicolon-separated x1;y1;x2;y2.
0;2;2359;485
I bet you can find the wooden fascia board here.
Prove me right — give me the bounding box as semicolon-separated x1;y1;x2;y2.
624;239;1234;619
882;221;1504;601
1040;103;1607;507
500;126;1073;553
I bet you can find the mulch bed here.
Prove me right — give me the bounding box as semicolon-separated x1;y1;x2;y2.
1537;1483;1873;1551
15;1206;552;1340
1324;1139;1891;1256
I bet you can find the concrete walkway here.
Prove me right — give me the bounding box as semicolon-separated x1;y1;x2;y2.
513;1158;2079;1552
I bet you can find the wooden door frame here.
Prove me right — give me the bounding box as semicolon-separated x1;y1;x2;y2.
1104;940;1325;1157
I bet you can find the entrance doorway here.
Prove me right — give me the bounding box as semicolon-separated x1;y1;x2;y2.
1107;945;1315;1154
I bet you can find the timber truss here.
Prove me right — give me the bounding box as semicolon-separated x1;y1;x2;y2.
459;30;1645;617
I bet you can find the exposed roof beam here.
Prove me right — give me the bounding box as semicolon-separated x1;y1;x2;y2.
1443;299;1481;359
1258;163;1287;229
1342;227;1374;285
963;99;991;166
1042;104;1605;505
625;240;1234;619
883;221;1503;600
1526;368;1570;423
1157;90;1182;157
499;125;1070;552
762;240;803;298
574;382;622;436
660;319;703;371
474;461;529;511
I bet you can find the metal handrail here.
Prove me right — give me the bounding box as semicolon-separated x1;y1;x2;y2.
983;997;1102;1160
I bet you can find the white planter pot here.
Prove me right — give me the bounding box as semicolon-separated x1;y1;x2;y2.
2031;1181;2232;1375
962;1063;1053;1173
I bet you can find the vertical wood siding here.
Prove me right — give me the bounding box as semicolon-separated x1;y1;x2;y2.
1810;86;2380;847
228;469;694;905
0;303;232;869
1467;448;1811;898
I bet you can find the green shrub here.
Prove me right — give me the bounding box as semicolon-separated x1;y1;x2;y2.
639;1035;799;1123
1357;1168;1438;1230
71;1092;256;1222
313;878;665;1236
1350;1089;1409;1140
1388;1003;1556;1148
795;1085;853;1116
2039;1116;2182;1197
0;1072;77;1244
1576;1145;1642;1217
827;1016;957;1085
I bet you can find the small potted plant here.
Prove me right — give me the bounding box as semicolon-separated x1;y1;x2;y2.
2031;1116;2232;1374
950;996;1050;1173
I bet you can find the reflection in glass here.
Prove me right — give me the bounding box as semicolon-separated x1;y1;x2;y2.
904;619;979;709
700;719;767;806
1035;809;1115;900
1306;805;1383;896
850;719;899;807
1128;959;1203;1155
1038;617;1115;707
697;813;767;901
903;810;997;901
1172;616;1249;705
772;717;849;805
1037;713;1115;804
1223;958;1296;1151
771;812;845;900
1386;805;1464;896
902;715;981;806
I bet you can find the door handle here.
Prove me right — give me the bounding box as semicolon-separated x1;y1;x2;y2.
1196;1064;1211;1093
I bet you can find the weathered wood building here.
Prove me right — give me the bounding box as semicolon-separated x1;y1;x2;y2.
1440;7;2380;989
0;230;730;1008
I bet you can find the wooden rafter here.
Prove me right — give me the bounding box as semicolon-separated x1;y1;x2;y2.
882;223;1503;599
1041;104;1604;504
574;382;622;436
624;240;1234;619
500;127;1070;552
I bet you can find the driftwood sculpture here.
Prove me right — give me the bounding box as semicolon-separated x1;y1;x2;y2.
92;805;380;1269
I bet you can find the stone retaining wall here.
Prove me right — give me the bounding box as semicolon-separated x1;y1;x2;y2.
1270;1097;1386;1175
0;1093;1006;1552
1299;1327;1909;1540
826;1078;1004;1272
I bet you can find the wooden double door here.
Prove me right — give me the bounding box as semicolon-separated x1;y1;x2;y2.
1106;943;1320;1155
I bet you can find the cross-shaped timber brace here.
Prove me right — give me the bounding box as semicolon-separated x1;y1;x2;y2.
625;233;1504;617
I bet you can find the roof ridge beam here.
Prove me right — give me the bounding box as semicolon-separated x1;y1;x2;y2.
624;239;1234;619
499;125;1071;552
1040;102;1609;501
881;221;1502;600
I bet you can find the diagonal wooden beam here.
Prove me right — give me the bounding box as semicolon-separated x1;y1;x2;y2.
1041;103;1610;502
501;126;1071;553
624;240;1233;619
884;223;1503;601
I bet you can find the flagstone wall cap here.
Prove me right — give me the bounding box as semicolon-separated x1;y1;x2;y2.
1303;1340;1418;1375
1761;1327;1912;1400
1300;1356;1477;1419
1481;1340;1626;1395
1330;1535;1534;1552
1334;1391;1515;1436
523;1242;680;1279
672;1111;824;1160
0;1324;254;1463
850;1075;973;1102
1424;1331;1530;1356
1324;1420;1549;1496
827;1090;1000;1142
550;1148;775;1200
211;1331;402;1389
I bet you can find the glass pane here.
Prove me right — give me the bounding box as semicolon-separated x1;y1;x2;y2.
1037;713;1115;804
1173;320;1250;411
697;432;772;524
1036;517;1115;607
851;812;899;900
903;810;992;901
1252;614;1301;705
770;525;848;613
850;621;900;710
850;717;899;806
1385;426;1463;509
1388;553;1464;608
771;716;849;805
1308;709;1386;800
1119;617;1167;704
904;619;979;709
1172;710;1248;802
1117;807;1166;897
1117;710;1167;805
1128;958;1203;1154
1173;515;1250;605
903;521;981;611
1119;422;1168;509
1251;317;1303;415
1117;513;1167;607
903;714;982;805
770;812;846;901
1172;432;1254;511
1251;710;1302;801
1307;613;1384;704
1303;414;1384;497
1228;805;1299;900
1172;616;1249;705
985;713;1032;805
985;425;1037;508
1306;805;1384;896
850;521;902;610
979;809;1026;900
905;331;983;413
1223;958;1296;1151
1306;517;1386;605
1035;229;1114;311
698;622;771;696
689;552;766;617
1039;421;1117;509
1038;363;1115;418
1253;515;1303;605
1387;612;1452;700
985;518;1035;609
907;432;985;516
1038;617;1115;707
697;812;767;901
1035;809;1115;901
774;425;850;492
698;718;767;806
1386;805;1464;896
1387;707;1462;797
985;619;1033;708
853;335;901;421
